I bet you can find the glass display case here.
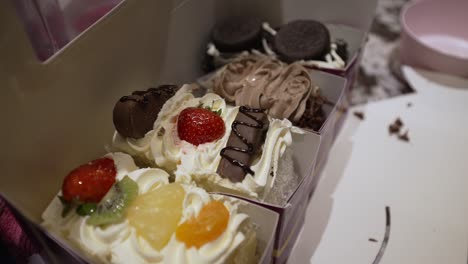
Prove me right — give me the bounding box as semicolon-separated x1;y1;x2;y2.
14;0;123;61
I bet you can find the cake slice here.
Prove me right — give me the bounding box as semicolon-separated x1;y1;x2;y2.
112;84;296;199
42;153;257;264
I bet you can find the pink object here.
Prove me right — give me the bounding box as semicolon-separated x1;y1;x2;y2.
0;197;39;262
74;4;117;33
400;0;468;78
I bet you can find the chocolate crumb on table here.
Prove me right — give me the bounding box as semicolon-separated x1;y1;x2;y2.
407;102;412;108
388;117;403;135
369;238;378;243
398;130;410;142
388;117;410;143
353;111;365;120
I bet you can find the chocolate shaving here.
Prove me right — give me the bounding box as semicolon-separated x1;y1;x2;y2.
353;111;365;120
369;238;378;243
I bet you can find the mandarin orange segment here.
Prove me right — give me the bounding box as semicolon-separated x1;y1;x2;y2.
176;200;230;248
127;183;185;251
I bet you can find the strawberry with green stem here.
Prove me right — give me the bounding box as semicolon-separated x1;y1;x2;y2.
177;107;226;146
60;157;117;216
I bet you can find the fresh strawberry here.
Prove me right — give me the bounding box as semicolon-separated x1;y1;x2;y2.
177;107;226;146
62;157;117;203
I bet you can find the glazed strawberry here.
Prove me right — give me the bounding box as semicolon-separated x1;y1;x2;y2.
62;157;117;203
177;108;226;146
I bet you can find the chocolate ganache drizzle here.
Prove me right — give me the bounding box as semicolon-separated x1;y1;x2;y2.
217;106;269;183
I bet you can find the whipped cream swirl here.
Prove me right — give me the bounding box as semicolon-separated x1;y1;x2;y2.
150;87;238;174
183;118;294;199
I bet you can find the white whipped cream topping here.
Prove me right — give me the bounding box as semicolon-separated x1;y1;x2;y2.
112;131;156;166
153;89;293;199
150;86;238;174
179;118;294;199
42;153;251;264
111;188;249;264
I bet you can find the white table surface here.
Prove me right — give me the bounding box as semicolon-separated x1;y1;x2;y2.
288;66;468;264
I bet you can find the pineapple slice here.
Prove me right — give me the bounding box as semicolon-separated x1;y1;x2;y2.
127;183;185;250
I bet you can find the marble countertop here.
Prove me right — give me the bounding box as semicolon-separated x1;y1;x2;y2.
352;0;414;105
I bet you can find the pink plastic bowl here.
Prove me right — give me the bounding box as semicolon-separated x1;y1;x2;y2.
401;0;468;77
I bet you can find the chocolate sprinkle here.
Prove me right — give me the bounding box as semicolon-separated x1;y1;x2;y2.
353;111;365;120
369;238;378;243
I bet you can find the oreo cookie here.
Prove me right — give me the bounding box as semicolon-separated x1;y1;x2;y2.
113;85;177;139
273;20;331;63
211;17;263;52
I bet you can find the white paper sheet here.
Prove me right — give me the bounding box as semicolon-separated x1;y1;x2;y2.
289;67;468;264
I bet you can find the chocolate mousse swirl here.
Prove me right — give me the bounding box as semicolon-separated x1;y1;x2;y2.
261;63;314;122
213;55;261;102
217;106;269;183
212;54;315;122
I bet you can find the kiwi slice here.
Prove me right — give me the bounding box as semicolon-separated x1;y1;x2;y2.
87;176;138;226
